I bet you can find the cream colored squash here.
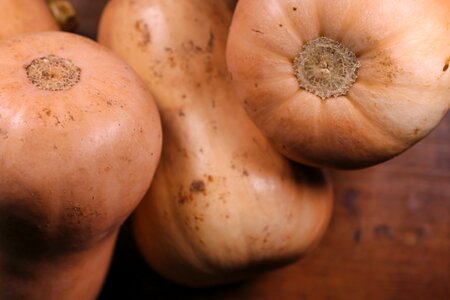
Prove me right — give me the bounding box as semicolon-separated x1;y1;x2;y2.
0;0;58;39
0;32;162;299
99;0;332;287
227;0;450;169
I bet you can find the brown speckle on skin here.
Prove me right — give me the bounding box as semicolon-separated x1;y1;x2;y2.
134;19;151;48
206;31;215;52
370;50;400;83
0;128;8;139
182;40;203;53
251;29;264;34
194;214;204;222
292;7;297;11
178;195;189;205
168;56;176;67
443;57;449;71
190;180;205;193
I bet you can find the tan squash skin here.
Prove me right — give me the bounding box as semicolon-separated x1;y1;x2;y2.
226;0;450;169
99;0;332;287
0;0;58;39
0;32;162;299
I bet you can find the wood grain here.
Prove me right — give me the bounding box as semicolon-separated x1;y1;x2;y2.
68;1;450;299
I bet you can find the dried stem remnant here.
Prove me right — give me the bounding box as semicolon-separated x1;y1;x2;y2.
293;37;360;100
25;55;81;91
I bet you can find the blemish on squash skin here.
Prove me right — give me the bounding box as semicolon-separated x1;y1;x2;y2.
371;50;400;83
206;32;215;52
194;214;204;222
190;180;206;193
178;193;191;205
443;57;450;72
134;19;151;48
178;179;207;205
182;40;203;53
251;29;264;35
0;128;8;139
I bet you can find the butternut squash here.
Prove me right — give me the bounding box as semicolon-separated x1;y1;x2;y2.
99;0;332;287
0;0;58;39
226;0;450;169
0;32;162;299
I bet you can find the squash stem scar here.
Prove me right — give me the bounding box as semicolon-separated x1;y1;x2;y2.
25;55;81;91
292;37;360;100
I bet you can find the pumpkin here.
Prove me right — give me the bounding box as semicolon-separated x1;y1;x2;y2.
226;0;450;169
0;31;162;299
0;0;58;39
99;0;332;287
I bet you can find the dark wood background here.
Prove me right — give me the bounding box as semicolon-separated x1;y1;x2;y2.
70;1;450;299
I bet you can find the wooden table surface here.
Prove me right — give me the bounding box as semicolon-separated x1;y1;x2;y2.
69;1;450;299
